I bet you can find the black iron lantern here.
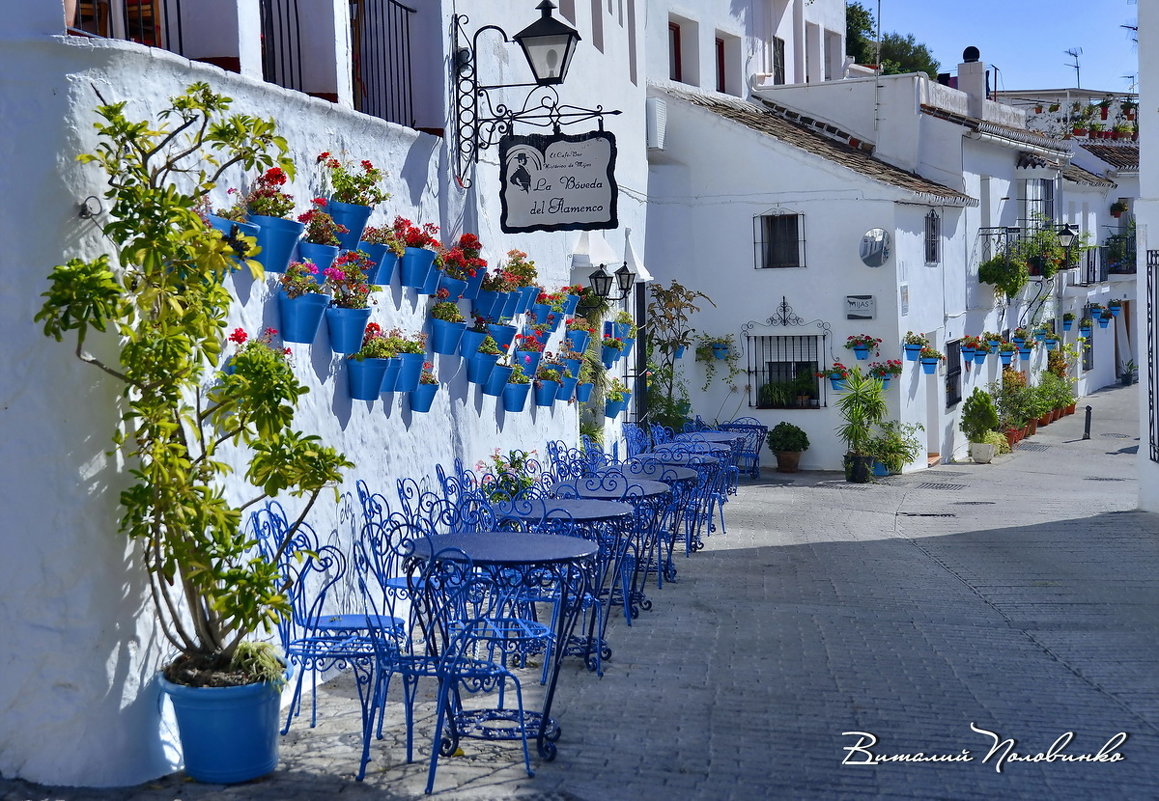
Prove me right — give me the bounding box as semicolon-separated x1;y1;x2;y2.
588;264;613;298
513;1;581;86
588;262;636;300
1056;223;1078;250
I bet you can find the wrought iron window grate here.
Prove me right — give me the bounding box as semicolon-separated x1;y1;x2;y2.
351;0;416;127
746;334;825;409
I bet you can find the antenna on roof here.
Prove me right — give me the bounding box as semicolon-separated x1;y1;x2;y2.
1064;47;1082;89
1123;74;1137;92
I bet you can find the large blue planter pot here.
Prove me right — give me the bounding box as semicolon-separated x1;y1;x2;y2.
394;352;425;393
400;247;437;289
531;303;551;325
575;382;594;403
277;291;329;344
324;199;372;250
562;294;580;316
483;364;513;397
159;674;281;784
999;351;1014;366
562;357;582;377
502;291;522;319
207;215;260;265
612;322;632;340
296;241;339;278
467;352;500;384
381;356;402;393
601;346;619;369
903;344;922;362
429;318;466;356
517;285;540;315
503;382;531;412
1062;319;1074;331
1097;316;1111;329
347;357;392;400
472;290;503;320
711;343;729;360
487;323;517;353
437;272;468;300
1108;305;1122;317
534;380;560;407
459;329;487;359
354;242;393;285
1018;348;1033;361
829;376;847;391
247;214;303;274
973;350;987;365
463;270;485;300
409;383;438;413
920;357;939;375
1046;339;1060;351
514;350;542;376
604;392;631;419
325;306;372;354
420;265;442;295
558;375;579;402
852;345;870;360
566;330;590;354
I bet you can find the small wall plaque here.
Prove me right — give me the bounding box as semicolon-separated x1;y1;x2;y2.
846;295;875;320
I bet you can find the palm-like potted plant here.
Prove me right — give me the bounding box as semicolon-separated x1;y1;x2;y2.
767;422;810;473
835;367;887;482
35;83;352;782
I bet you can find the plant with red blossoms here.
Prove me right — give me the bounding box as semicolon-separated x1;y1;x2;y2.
429;287;465;323
279;260;327;299
419;361;439;385
502;249;538;287
316;152;390;206
323;251;375;309
439;232;488;280
515;333;545;353
244;167;296;218
297;198;348;246
349;322;397;361
602;335;626;351
360;224;406;257
226;327;291;359
844;334;882;353
392;216;441;251
868;360;903;378
565;315;594;333
816;362;851;379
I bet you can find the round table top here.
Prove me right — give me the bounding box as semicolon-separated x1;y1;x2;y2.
605;463;699;483
674;431;748;444
651;441;731;455
633;452;722;468
411;532;597;565
494;498;634;522
550;477;669;500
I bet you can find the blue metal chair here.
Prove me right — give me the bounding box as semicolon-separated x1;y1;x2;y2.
719;417;769;479
648;422;674;445
621;421;650;457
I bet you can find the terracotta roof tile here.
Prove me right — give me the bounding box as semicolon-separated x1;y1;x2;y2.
919;104;1070;155
661;88;975;206
1080;143;1140;172
1062;163;1116;188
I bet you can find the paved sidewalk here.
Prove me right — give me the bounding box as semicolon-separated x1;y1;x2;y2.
4;384;1157;800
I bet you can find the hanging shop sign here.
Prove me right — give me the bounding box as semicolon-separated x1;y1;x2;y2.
499;130;618;233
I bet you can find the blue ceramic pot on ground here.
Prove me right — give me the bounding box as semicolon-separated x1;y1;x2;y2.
503;382;531;412
534;380;559;407
207;215;260;265
400;247;437;288
429;318;466;356
558;375;578;402
467;352;500;384
158;674;281;784
566;330;590;354
409;383;438;413
487;324;517;352
872;460;891;478
483;364;513;397
394;352;425;393
347;357;392;400
325;306;372;354
324;199;372;250
575;382;594;403
277;291;329;344
247;214;304;274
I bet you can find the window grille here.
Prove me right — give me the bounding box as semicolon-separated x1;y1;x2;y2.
1022;178;1055;224
746;335;826;409
945;339;962;407
924;210;941;265
261;0;304;93
754;213;805;269
351;0;416;127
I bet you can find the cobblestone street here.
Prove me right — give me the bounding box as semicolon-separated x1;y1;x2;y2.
4;384;1156;801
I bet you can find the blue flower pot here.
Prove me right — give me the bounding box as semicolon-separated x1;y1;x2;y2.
1109;304;1122;317
1046;339;1059;351
400;247;437;289
1018;348;1033;360
467;352;500;384
601;346;619;369
518;285;540;315
277;291;329;344
394;352;425;393
852;345;870;360
999;351;1014;366
711;343;729;360
503;382;531;412
325;306;372;353
207;215;260;265
158;674;281;784
472;290;502;320
502;291;522;318
409;382;438;413
381;356;402;393
483;364;513;397
1080;326;1092;337
437;272;468;300
1097;316;1111;329
674;346;686;358
355;242;392;285
973;350;987;365
347;357;392;400
558;375;579;402
829;376;847;391
622;337;636;359
562;357;582;377
487;323;517;353
532;303;552;325
534;380;559;407
1034;331;1046;342
872;460;890;478
566;330;590;354
429;318;466;356
1062;319;1074;331
903;344;922;361
562;294;580;316
1012;337;1026;347
420;265;442;295
920;357;939;375
514;350;542;376
961;347;976;362
459;329;487;359
879;375;892;391
612;322;632;340
324;200;372;251
575;382;594;403
463;270;485;300
988;340;1000;354
296;241;339;276
247;214;304;274
604;395;629;419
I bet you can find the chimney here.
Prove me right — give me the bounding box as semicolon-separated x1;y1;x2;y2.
958;46;987;118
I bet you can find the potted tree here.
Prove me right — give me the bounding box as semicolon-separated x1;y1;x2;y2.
767;422;810;473
835;367;887;483
35;84;352;783
960;387;1001;463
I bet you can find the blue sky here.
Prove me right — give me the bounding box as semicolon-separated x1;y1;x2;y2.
872;0;1139;93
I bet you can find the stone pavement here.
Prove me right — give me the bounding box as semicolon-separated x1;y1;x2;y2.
4;384;1158;801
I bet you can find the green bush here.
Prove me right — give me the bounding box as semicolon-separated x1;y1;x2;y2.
768;422;810;452
960;388;1000;443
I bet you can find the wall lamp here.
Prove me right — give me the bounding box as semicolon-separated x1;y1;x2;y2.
452;1;619;187
589;262;635;301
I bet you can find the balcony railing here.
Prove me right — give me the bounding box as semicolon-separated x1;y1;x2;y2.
1075;248;1108;286
350;0;416;128
70;0;185;55
1102;232;1137;276
260;0;304;94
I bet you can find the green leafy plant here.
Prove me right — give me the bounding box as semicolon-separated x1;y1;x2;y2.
476;335;503;356
835;367;887;457
606;377;630;402
360;224;406;257
960;387;1000;443
508;363;532;384
243;166;296;218
35;83;352;683
867;420;924;474
349;322;397;361
767;422;810;453
316;151;390;206
694;332;743;392
429;288;465;322
903;331;929;347
978;252;1029;297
